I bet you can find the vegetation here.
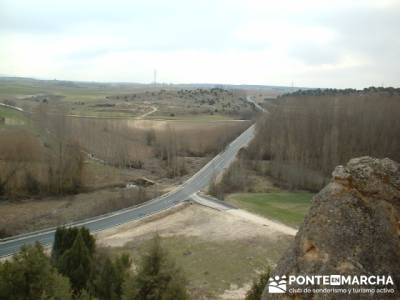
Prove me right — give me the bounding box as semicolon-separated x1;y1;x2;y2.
281;86;400;97
209;160;250;199
122;235;188;300
249;90;400;190
0;106;26;126
0;228;188;300
110;87;255;120
0;103;86;199
245;270;270;300
227;192;313;227
93;253;131;300
0;78;251;202
67;117;248;172
0;243;72;300
52;227;96;294
0;103;246;236
117;234;286;299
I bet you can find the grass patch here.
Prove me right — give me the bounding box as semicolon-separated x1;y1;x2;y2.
147;113;236;121
68;110;139;118
226;192;314;227
112;235;291;299
0;106;26;126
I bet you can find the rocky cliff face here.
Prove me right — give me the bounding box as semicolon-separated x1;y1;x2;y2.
263;157;400;299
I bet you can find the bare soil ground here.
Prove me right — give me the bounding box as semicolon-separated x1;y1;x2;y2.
96;203;295;299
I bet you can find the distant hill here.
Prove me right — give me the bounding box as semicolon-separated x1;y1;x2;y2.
0;76;306;94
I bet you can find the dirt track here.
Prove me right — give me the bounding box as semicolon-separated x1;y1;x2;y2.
96;202;296;248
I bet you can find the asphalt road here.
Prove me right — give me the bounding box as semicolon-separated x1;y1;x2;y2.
0;124;256;257
246;96;267;113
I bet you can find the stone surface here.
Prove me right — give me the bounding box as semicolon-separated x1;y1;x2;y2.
263;156;400;299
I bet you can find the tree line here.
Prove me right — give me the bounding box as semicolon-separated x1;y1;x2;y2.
66;117;248;178
280;86;400;97
0;227;188;300
0;105;84;199
247;90;400;190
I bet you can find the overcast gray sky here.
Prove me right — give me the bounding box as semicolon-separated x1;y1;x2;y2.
1;0;399;88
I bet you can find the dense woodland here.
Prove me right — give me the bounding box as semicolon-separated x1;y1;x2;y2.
248;89;400;190
0;111;84;198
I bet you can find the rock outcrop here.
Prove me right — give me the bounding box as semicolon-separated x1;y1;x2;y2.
263;157;400;299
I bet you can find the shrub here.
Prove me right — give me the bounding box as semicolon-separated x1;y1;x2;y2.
122;235;189;300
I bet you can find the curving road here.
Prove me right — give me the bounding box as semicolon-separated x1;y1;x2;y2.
246;96;267;113
0;123;256;257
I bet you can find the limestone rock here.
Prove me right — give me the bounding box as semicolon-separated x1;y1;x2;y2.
263;157;400;299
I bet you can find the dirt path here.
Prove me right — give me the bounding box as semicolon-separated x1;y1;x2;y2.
63;105;158;119
227;209;297;236
96;202;297;248
137;105;158;119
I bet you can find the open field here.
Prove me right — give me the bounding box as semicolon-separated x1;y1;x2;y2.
226;192;313;228
146;113;236;121
97;203;295;299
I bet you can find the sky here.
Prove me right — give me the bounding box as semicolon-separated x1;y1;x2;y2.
1;0;399;88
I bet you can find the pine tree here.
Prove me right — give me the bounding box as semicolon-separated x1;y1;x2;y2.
122;235;188;300
52;227;95;266
94;257;118;300
113;253;132;298
59;230;94;294
0;243;72;300
92;251;132;300
76;289;99;300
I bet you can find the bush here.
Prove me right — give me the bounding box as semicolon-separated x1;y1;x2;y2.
122;235;189;300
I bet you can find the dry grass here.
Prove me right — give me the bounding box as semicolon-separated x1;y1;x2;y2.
0;185;158;237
